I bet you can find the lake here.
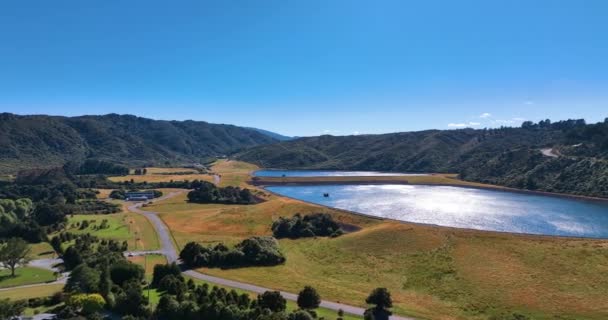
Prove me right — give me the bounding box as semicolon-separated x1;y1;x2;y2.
254;170;428;177
266;184;608;238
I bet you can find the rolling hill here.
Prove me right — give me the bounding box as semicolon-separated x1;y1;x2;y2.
238;119;608;198
0;113;277;174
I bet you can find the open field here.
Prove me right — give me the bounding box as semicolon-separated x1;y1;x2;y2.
0;267;56;289
211;160;258;187
95;188;114;199
146;160;608;320
0;283;63;300
108;167;215;183
66;212;160;251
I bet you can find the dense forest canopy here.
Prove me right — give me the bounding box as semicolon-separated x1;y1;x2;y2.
0;113;278;174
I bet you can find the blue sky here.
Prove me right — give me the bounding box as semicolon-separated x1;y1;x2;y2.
0;1;606;136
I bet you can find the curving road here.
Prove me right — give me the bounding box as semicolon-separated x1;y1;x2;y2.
128;191;415;320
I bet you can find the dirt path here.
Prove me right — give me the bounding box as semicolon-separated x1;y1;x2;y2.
540;148;559;158
128;191;415;320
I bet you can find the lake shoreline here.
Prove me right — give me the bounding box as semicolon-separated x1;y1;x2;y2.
250;174;608;204
260;185;608;241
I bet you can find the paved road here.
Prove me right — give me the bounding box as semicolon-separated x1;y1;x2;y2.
128;191;416;320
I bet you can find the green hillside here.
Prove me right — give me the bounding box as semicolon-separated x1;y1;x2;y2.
238;119;608;198
0;113;277;174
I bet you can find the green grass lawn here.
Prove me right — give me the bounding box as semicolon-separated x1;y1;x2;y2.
0;267;56;288
65;213;160;251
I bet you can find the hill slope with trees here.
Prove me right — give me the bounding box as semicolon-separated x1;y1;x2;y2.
0;113;277;174
238;118;608;198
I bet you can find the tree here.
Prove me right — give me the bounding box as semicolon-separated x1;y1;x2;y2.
0;298;26;319
152;262;182;287
364;288;392;320
110;260;144;286
62;246;83;270
297;286;321;310
258;291;287;312
67;293;106;315
65;264;101;293
0;237;30;276
289;309;314;320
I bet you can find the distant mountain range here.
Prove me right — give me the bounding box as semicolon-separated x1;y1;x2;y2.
245;127;294;141
238;118;608;198
0;113;277;173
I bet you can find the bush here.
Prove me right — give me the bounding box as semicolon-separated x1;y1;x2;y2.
180;236;286;268
257;291;286;312
152;262;182;287
67;293;106;315
187;181;258;205
272;213;343;239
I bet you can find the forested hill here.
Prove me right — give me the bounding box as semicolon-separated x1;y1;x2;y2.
0;113;277;174
238;119;608;198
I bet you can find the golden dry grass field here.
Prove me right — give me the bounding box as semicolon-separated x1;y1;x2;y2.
146;160;608;320
108;167;215;183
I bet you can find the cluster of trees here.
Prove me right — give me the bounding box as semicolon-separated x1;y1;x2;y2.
150;266;395;320
66;199;121;214
0;168;104;242
72;159;130;176
50;232;127;270
187;181;257;205
133;168;148;175
180;236;286;268
0;198;33;223
54;231;152;318
272;213;343;239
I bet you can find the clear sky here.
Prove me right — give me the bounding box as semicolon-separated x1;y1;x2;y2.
1;1;606;136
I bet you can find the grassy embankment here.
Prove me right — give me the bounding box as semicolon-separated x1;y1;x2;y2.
108;167;215;184
144;160;608;320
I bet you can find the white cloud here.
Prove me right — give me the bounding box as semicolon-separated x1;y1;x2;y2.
494;119;514;124
352;131;360;135
448;123;467;128
448;121;481;128
512;117;527;121
479;113;492;118
523;100;535;105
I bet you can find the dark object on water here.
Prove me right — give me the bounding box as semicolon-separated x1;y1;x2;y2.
323;193;330;197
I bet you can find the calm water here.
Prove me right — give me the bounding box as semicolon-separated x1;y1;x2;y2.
267;184;608;238
254;170;427;177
